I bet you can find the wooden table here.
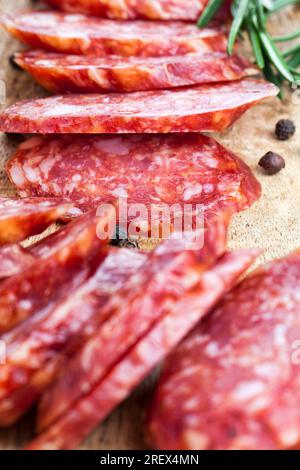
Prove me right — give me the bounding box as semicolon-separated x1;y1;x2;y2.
0;0;300;450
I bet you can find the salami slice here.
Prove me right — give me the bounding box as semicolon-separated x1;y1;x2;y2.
0;210;112;335
45;0;208;20
29;248;259;450
1;12;227;57
0;244;36;279
148;249;300;450
36;214;228;432
0;79;278;134
0;197;70;245
0;248;147;426
7;134;261;232
13;51;256;94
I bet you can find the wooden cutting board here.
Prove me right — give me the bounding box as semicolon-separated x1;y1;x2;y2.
0;0;300;450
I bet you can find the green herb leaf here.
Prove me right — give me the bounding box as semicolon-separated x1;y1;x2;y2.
269;0;300;14
274;29;300;42
282;43;300;58
197;0;224;27
259;31;295;82
255;0;267;30
263;52;284;98
261;0;274;11
288;53;300;68
197;0;299;93
247;19;265;69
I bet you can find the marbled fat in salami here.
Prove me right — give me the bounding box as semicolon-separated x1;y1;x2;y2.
6;134;261;235
148;250;300;450
45;0;209;20
0;197;70;245
0;244;36;279
1;12;227;57
14;51;257;93
30;247;259;450
14;51;256;94
0;80;278;134
0;248;147;426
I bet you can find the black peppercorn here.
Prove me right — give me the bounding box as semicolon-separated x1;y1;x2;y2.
259;151;285;175
275;119;296;140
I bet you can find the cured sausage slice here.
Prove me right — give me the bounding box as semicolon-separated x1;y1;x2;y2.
45;0;208;20
148;250;300;450
0;79;278;134
0;210;112;335
0;248;147;426
0;213;225;427
13;51;256;94
0;244;36;279
36;214;229;432
30;248;259;450
1;12;227;57
7;134;261;231
0;197;70;245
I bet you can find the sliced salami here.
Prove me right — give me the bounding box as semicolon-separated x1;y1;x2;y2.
1;12;227;57
148;250;300;450
0;79;278;134
0;248;147;426
29;248;259;450
0;244;36;279
13;50;256;94
45;0;208;20
0;197;70;245
7;134;261;234
0;210;111;335
36;214;228;432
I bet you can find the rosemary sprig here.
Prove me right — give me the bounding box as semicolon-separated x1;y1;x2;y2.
197;0;224;26
259;31;295;81
197;0;300;91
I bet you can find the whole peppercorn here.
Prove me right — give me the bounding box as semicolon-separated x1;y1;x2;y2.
259;151;285;175
275;119;296;140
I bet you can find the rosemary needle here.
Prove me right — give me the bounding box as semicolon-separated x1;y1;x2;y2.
197;0;224;27
274;29;300;42
228;0;249;54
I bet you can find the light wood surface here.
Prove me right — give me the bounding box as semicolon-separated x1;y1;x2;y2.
0;0;300;450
